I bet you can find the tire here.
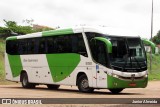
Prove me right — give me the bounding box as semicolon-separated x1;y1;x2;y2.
21;72;35;88
47;84;60;90
77;74;94;93
109;88;124;94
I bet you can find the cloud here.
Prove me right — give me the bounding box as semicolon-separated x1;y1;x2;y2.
0;0;160;38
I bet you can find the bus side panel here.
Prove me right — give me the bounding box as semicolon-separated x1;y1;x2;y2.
53;55;94;87
5;53;14;81
20;53;80;85
46;53;80;83
95;65;109;88
20;54;54;84
5;53;21;82
71;55;96;87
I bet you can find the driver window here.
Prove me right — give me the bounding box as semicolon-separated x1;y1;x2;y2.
91;40;108;67
96;41;107;66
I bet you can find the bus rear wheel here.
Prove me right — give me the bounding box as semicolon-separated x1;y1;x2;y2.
47;85;60;90
109;88;124;94
21;72;35;88
77;74;94;93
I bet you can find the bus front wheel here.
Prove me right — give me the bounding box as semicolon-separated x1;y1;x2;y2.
109;88;124;94
21;73;35;88
77;74;94;93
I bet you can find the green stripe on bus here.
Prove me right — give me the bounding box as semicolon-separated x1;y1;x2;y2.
107;75;148;88
42;28;74;37
93;37;112;53
6;36;17;40
46;53;80;82
8;55;23;77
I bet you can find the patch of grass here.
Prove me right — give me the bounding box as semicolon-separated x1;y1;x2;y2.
0;54;5;81
0;39;5;82
148;72;160;81
147;54;160;81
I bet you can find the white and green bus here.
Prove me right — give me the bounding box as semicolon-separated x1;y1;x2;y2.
5;26;155;94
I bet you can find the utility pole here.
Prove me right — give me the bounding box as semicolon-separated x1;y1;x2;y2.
150;0;154;71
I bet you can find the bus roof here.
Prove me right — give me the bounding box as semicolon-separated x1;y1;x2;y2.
6;26;139;40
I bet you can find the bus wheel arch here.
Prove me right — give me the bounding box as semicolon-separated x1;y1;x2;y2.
20;70;35;88
76;72;94;93
76;72;85;86
20;70;27;82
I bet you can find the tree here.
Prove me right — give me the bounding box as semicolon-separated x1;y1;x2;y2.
0;20;33;38
4;20;34;35
0;27;11;37
152;30;160;45
0;20;54;38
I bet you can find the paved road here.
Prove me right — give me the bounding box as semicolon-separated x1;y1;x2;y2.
0;81;160;107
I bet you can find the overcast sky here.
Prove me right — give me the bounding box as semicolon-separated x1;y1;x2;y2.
0;0;160;39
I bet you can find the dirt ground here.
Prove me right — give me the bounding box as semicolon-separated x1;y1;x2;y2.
0;81;160;107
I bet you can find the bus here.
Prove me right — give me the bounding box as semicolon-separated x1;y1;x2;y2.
5;26;155;94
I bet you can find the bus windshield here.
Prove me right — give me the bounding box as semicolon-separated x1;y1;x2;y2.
86;32;147;72
108;37;147;72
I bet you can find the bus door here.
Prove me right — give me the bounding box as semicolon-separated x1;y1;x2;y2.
90;38;111;88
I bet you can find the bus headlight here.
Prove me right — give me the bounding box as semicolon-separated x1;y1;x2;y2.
145;74;148;78
112;74;118;78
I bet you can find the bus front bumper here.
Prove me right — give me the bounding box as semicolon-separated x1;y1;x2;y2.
107;75;148;88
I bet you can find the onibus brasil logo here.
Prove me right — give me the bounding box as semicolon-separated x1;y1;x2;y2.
1;98;42;104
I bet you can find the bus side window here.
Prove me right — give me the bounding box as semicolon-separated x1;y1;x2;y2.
54;36;70;53
71;34;88;57
54;37;64;53
38;38;47;54
28;39;35;54
6;41;12;54
6;40;18;55
77;34;88;57
18;40;27;54
64;36;72;53
46;37;55;53
18;41;23;54
71;36;78;53
34;39;39;54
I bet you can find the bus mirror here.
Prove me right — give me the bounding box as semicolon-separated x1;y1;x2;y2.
142;39;156;54
93;37;112;53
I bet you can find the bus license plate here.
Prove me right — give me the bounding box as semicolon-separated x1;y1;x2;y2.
129;83;136;87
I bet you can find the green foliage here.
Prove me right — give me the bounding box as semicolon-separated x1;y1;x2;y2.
152;30;160;45
0;27;11;37
4;20;33;35
0;20;54;38
0;54;4;81
147;54;160;80
0;20;33;38
0;39;5;81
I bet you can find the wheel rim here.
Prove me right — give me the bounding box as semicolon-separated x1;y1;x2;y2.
22;76;27;86
81;79;89;89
